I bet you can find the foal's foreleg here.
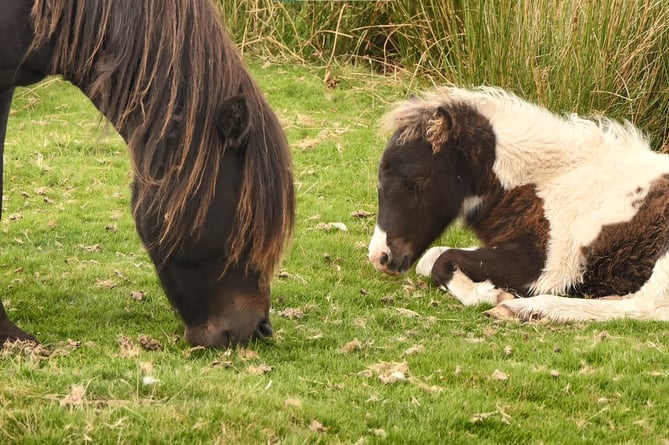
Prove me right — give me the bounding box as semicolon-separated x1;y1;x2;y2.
416;246;511;305
416;245;538;306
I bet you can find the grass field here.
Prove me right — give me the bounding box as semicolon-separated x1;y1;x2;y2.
2;62;669;444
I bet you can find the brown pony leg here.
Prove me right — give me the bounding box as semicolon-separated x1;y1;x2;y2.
0;300;37;345
0;88;13;220
0;89;38;346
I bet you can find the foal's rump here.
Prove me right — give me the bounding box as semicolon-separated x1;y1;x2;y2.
501;161;669;322
533;149;669;296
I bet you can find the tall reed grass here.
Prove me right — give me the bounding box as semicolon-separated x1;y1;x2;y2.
219;0;669;149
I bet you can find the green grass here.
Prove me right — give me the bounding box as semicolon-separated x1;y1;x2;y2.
2;63;669;444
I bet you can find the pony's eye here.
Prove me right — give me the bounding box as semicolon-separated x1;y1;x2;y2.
405;178;427;192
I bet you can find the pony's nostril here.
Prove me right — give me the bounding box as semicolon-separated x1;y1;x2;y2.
221;330;232;346
380;252;389;265
256;319;273;337
398;255;410;272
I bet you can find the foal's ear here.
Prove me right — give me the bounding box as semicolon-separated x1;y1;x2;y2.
425;106;459;153
217;95;251;148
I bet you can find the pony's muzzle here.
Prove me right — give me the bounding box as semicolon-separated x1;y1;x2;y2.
184;316;273;348
369;225;409;275
390;254;411;275
369;250;410;276
256;318;273;337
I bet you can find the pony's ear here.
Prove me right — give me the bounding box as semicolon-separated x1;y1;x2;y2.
217;95;251;148
425;106;459;153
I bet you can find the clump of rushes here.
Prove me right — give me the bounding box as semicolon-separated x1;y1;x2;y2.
219;0;669;150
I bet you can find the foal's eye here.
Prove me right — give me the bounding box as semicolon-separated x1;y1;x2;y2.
405;178;427;192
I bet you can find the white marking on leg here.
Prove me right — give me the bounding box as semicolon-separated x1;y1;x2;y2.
459;195;483;218
415;246;478;277
446;270;504;306
415;246;449;277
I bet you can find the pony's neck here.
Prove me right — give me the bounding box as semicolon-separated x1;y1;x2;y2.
75;79;133;143
480;102;603;190
444;88;602;190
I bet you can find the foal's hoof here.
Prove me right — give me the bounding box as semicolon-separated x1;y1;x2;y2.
485;304;517;320
496;290;515;304
485;301;548;322
0;323;39;348
483;292;518;319
415;246;448;277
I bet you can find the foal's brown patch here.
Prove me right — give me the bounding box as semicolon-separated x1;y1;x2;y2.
455;182;549;295
580;174;669;297
471;182;550;254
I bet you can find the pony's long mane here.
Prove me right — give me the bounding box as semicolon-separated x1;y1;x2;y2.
381;87;649;152
381;86;651;189
29;0;294;276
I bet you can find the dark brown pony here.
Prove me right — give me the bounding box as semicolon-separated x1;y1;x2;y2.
0;0;294;347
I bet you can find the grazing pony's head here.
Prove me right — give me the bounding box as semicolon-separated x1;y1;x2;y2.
368;90;496;275
29;0;295;347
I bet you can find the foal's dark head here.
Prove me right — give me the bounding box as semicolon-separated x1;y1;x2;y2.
369;100;496;275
